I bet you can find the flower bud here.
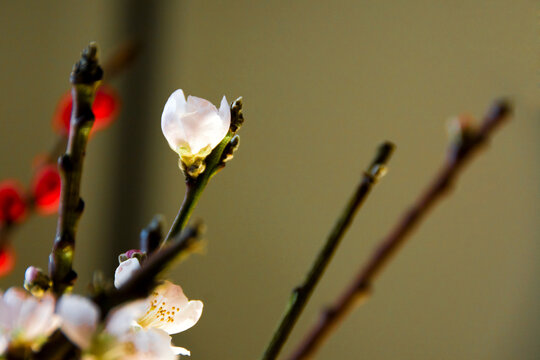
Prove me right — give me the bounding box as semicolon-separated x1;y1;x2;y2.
24;266;51;297
161;89;230;176
118;249;146;264
221;134;240;164
446;114;476;161
31;165;61;215
0;181;27;223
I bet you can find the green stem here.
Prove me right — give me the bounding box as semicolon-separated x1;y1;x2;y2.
260;142;395;360
163;178;208;244
162;130;234;245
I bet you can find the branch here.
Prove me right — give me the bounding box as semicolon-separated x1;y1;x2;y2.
260;142;395;360
0;41;139;255
36;224;204;358
288;100;512;360
95;222;205;318
48;43;103;296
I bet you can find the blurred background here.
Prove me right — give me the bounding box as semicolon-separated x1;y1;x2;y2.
0;1;538;359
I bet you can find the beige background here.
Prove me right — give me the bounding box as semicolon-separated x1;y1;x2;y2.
0;1;538;359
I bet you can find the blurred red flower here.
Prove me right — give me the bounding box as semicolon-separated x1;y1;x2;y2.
0;246;15;277
0;181;27;223
53;85;120;136
32;165;61;215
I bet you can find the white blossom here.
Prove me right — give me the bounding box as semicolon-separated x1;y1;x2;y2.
161;89;230;169
57;274;202;358
56;294;100;350
0;288;60;352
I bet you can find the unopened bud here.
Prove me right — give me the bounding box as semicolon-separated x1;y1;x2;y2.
230;97;244;133
118;249;146;264
24;266;51;297
221;135;240;164
447;114;477;161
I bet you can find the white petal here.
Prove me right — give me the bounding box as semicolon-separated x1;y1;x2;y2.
0;289;60;348
126;328;177;360
2;288;28;333
0;335;7;354
180;104;222;154
114;258;142;289
219;95;231;127
171;346;190;356
19;293;59;341
164;300;203;335
106;299;149;337
57;295;99;349
162;89;188;151
186;95;217;114
161;90;231;157
3;287;27;315
139;281;203;335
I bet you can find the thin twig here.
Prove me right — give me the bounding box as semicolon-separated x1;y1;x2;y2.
288;100;512;360
95;222;205;318
48;43;103;296
260;142;395;360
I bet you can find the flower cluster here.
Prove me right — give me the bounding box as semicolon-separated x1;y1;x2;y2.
1;253;203;359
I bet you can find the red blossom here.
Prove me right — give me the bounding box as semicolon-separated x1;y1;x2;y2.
0;246;15;277
0;181;27;224
53;85;120;136
32;165;61;215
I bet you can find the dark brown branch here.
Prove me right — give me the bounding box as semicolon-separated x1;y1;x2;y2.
48;43;103;296
260;142;395;360
288;100;512;360
95;222;204;318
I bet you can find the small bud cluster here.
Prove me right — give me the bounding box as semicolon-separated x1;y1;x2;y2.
118;249;147;264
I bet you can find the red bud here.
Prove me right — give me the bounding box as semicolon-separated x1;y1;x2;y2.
53;85;120;136
32;165;61;215
0;181;27;223
0;246;15;277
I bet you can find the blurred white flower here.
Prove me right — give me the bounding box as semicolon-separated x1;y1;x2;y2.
58;278;202;358
56;294;100;350
161;89;230;171
117;327;183;359
0;288;60;352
